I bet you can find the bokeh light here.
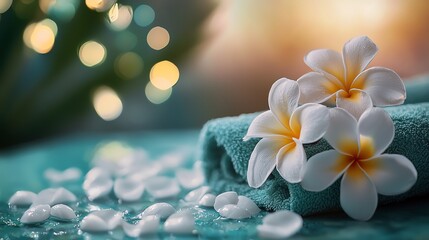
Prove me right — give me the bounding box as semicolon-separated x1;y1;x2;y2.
114;52;143;79
23;19;58;54
145;82;172;104
108;3;118;22
109;5;133;31
114;31;137;51
78;41;106;67
134;4;155;27
93;86;123;121
85;0;116;12
0;0;13;13
147;26;170;50
149;60;180;90
44;0;77;22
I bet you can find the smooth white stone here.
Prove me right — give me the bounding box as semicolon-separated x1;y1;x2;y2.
50;204;77;221
176;168;204;190
91;209;122;230
164;211;196;235
31;188;77;207
44;167;82;183
122;215;160;237
257;210;303;239
8;191;37;207
237;196;260;216
218;204;251;219
198;194;216;207
213;191;238;212
93;148;150;177
113;177;145;202
157;149;191;170
83;168;113;201
80;215;109;232
145;176;180;199
20;204;51;224
184;186;210;203
140;202;176;220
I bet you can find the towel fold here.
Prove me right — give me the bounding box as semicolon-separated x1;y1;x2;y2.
199;79;429;216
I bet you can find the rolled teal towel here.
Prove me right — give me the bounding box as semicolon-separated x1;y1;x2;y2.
404;74;429;104
199;101;429;216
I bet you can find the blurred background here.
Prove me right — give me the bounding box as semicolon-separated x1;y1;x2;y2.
0;0;428;149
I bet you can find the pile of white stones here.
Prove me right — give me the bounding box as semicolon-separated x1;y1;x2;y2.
8;147;303;239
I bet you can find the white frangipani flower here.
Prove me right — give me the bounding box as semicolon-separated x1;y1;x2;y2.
245;78;329;186
297;36;406;119
301;107;417;221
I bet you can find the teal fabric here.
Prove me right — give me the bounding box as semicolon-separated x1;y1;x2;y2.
404;75;429;104
199;79;429;216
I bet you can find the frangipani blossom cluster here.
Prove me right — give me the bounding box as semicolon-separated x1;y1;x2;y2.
245;36;417;221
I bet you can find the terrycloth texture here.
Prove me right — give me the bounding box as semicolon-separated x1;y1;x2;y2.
199;79;429;216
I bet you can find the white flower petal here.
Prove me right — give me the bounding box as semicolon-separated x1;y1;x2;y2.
301;150;353;192
176;166;205;190
184;186;211;203
44;167;82;183
361;154;417;196
352;67;406;106
198;194;217;207
113;177;145;202
297;72;341;104
213;191;238;212
8;191;37;207
83;169;113;201
140;202;176;220
325;108;360;156
336;89;373;120
257;210;303;239
122;216;160;237
218;204;251;219
342;36;378;84
50;204;77;221
304;49;345;82
276;139;306;183
91;209;122;230
237;196;260;216
358;108;394;157
145;176;180;199
244;111;291;140
247;138;286;188
340;163;377;221
32;188;77;207
80;215;109;232
20;204;51;224
289;103;329;144
164;211;196;235
268;78;299;127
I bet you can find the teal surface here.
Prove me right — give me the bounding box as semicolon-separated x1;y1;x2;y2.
0;131;429;239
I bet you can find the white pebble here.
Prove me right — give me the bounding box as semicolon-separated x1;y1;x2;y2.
31;188;77;207
122;215;160;237
83;168;113;201
114;177;145;202
198;194;216;207
8;191;37;207
140;203;176;220
257;210;303;239
145;176;180;199
20;204;51;224
127;162;162;182
184;186;210;203
80;209;122;232
164;211;196;235
214;192;260;219
50;204;76;221
214;191;238;212
44;167;82;183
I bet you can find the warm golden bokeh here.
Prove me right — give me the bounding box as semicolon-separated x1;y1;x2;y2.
92;86;123;121
147;26;170;51
150;60;180;90
79;41;106;67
